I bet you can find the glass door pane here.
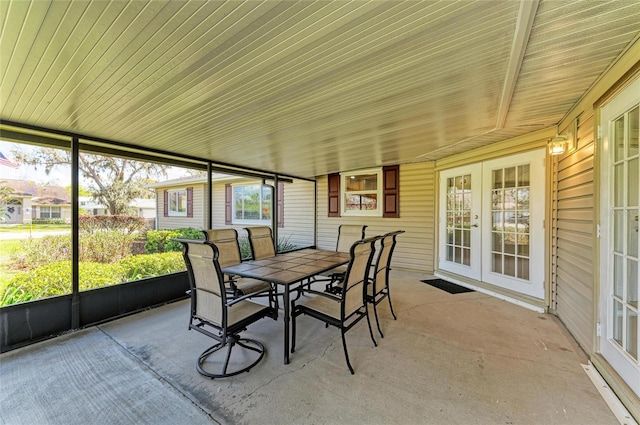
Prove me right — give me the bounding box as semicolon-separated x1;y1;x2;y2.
481;149;545;300
490;165;530;281
445;174;472;266
609;105;639;361
439;163;482;280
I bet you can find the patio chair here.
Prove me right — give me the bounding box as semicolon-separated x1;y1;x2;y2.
245;226;276;259
367;230;405;338
202;228;273;298
324;224;367;292
176;238;276;378
291;237;378;374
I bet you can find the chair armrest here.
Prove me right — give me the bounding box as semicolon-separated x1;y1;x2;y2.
226;285;272;306
300;289;341;302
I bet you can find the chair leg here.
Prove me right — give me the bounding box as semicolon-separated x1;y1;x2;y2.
387;290;397;320
222;341;233;375
340;329;354;375
372;300;384;338
196;336;265;379
365;304;377;347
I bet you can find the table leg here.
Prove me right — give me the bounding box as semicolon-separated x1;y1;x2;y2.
283;283;290;364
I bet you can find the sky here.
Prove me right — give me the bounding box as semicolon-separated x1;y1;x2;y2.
0;139;198;187
0;140;69;185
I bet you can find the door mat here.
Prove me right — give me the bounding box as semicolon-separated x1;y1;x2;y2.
420;279;475;294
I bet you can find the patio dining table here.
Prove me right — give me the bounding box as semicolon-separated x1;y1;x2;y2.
221;248;350;364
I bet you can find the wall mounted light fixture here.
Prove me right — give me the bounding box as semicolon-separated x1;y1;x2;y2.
548;131;575;155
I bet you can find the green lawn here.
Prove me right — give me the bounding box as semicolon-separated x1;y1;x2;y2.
0;239;22;292
0;223;71;233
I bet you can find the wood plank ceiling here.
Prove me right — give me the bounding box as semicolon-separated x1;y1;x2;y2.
1;0;639;178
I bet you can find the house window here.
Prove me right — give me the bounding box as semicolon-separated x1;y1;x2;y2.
167;189;187;216
341;169;383;216
40;206;61;219
233;184;272;223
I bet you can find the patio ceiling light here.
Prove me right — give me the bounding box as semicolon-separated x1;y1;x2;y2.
548;131;574;156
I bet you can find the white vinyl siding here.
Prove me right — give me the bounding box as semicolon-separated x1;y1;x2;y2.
211;179;315;249
157;184;206;230
317;162;435;273
279;179;315;248
551;113;596;353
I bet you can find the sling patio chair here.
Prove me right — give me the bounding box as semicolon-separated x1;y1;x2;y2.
291;237;378;374
317;224;367;292
175;238;276;378
366;230;405;338
245;226;276;260
202;228;274;298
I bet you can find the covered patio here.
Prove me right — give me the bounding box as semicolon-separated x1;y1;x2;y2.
1;0;640;421
0;271;626;424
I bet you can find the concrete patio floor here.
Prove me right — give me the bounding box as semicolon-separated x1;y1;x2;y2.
0;271;625;424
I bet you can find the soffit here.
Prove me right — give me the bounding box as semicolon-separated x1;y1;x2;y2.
1;0;639;178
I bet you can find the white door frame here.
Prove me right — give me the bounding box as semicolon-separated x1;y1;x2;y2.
437;150;546;301
438;163;482;280
598;76;640;397
481;150;546;299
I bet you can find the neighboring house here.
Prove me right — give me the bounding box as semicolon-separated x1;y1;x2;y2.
149;174;314;248
32;185;72;223
0;179;35;224
0;180;157;225
0;179;72;224
78;196;156;219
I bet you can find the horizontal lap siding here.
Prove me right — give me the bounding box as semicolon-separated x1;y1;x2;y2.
552;113;596;353
279;180;315;248
211;180;315;248
317;162;435;272
157;184;206;230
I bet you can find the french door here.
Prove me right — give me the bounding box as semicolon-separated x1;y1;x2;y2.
439;163;482;279
439;150;546;299
599;77;639;397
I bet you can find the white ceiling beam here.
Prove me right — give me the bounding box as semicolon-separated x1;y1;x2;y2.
495;0;539;129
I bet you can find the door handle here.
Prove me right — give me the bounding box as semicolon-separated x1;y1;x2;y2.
471;223;479;228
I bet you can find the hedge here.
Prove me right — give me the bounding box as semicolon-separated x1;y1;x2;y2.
1;252;185;306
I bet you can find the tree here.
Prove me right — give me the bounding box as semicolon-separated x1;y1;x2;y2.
0;181;13;222
13;148;169;215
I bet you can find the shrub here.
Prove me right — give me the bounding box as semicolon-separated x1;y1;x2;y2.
118;252;185;281
238;236;252;260
12;235;71;270
1;252;186;306
144;230;175;253
79;231;136;263
277;235;298;253
1;261;127;303
31;218;67;225
145;228;203;253
79;215;146;234
237;234;299;259
11;232;136;270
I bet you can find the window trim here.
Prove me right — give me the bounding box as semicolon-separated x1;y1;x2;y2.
340;168;383;217
231;183;273;225
167;189;188;217
39;205;61;219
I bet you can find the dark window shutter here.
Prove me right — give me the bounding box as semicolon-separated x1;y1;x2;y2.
327;173;340;217
163;190;168;217
225;184;232;225
186;187;193;218
277;182;284;227
383;165;399;218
